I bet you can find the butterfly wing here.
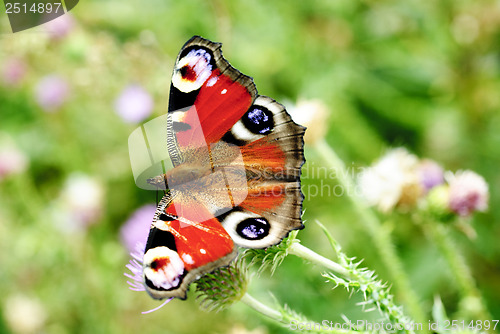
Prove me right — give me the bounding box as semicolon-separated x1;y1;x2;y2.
143;36;305;300
218;95;305;248
143;192;237;300
166;36;257;166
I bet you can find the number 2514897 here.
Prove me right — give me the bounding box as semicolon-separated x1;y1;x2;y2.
5;2;63;14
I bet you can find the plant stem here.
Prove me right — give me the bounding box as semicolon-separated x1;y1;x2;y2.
240;293;369;334
314;139;427;329
289;240;414;333
288;242;351;278
424;221;492;322
240;293;283;322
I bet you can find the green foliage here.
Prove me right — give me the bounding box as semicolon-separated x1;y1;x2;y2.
0;0;499;333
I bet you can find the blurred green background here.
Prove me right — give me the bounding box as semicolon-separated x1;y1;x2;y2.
1;0;499;333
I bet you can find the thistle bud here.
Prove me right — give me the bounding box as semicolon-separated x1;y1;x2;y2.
196;259;248;312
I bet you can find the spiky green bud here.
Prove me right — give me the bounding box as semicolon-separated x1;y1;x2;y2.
195;258;248;312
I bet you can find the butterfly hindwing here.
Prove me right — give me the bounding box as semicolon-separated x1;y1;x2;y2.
218;96;305;248
143;193;237;299
143;36;305;300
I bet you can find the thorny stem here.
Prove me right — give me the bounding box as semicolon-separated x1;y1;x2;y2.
288;239;414;333
314;139;427;330
288;242;351;278
423;221;492;323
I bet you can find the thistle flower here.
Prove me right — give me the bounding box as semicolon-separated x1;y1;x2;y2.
2;58;27;86
287;99;329;145
447;170;488;217
418;159;444;192
125;242;147;293
358;148;422;212
114;84;153;124
45;13;75;40
34;75;70;112
196;258;249;312
120;204;156;254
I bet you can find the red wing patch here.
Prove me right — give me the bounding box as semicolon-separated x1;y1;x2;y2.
175;69;253;148
196;70;254;144
163;196;234;271
164;217;234;272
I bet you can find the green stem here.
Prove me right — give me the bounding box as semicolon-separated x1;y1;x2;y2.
240;293;369;334
289;240;414;333
240;293;283;322
314;139;427;329
424;221;492;322
288;242;351;278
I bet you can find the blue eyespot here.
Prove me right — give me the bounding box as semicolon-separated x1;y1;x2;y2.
243;107;274;135
236;218;270;240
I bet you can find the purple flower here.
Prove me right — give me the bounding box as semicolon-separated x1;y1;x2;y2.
418;159;444;191
120;204;156;253
125;242;146;293
448;170;488;217
124;231;173;313
35;75;70;112
2;58;27;86
114;84;153;123
45;14;75;40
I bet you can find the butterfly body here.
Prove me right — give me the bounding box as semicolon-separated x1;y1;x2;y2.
142;36;306;300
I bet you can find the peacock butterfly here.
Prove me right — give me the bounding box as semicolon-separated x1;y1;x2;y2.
142;36;306;300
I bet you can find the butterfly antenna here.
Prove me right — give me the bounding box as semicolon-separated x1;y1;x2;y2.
141;298;173;314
